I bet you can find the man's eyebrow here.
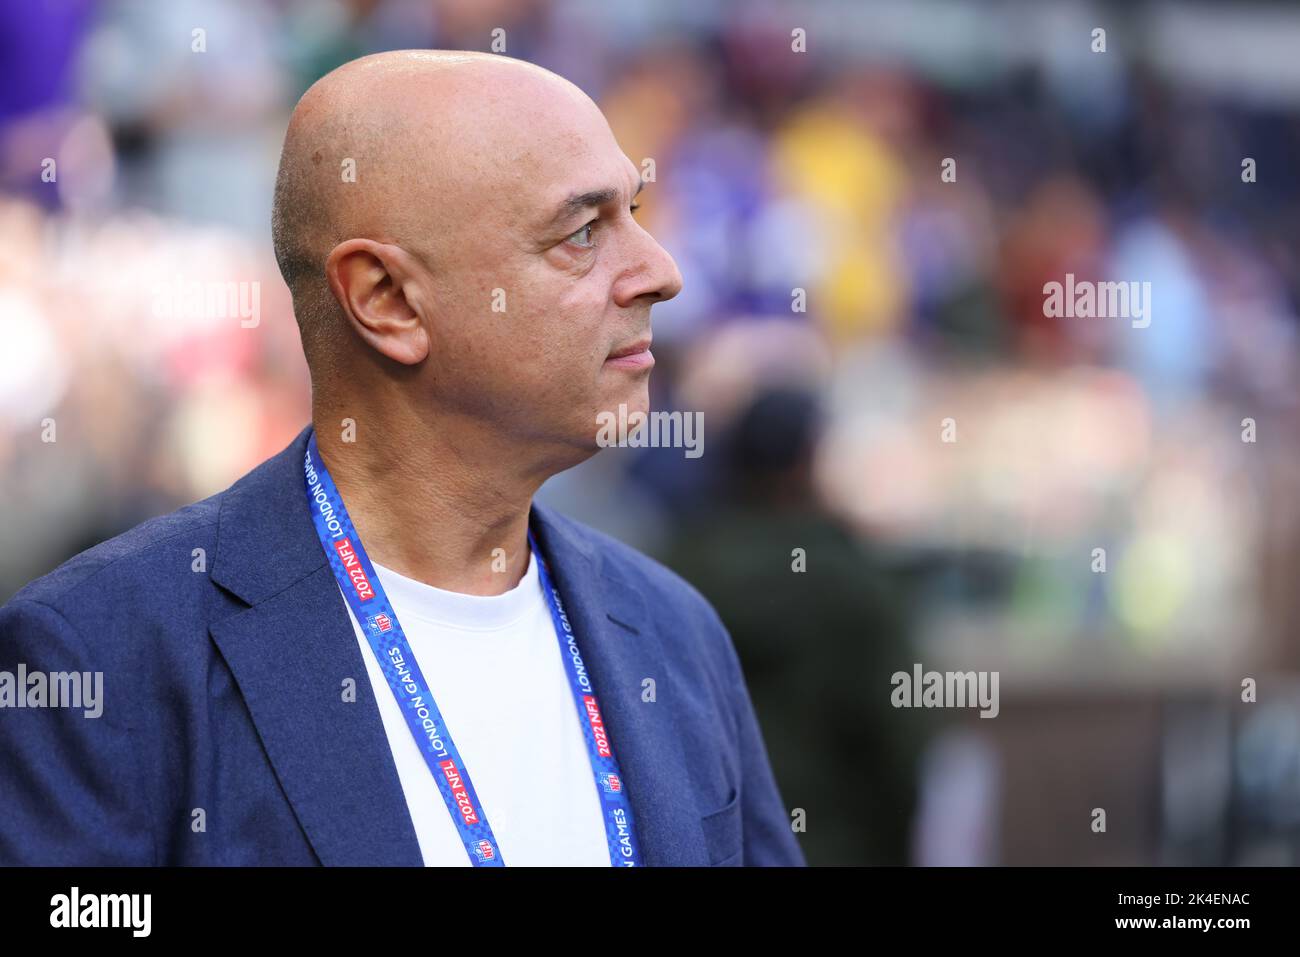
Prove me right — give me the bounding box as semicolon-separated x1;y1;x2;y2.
544;178;645;231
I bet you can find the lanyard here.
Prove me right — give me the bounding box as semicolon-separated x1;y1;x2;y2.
302;430;641;867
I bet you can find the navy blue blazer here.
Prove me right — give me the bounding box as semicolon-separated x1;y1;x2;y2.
0;427;805;866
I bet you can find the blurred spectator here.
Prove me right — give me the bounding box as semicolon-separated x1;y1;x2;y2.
656;387;927;864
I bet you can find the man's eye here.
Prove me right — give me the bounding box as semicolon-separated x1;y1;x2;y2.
565;205;640;249
567;221;596;248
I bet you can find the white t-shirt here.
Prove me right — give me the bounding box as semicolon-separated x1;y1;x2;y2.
341;550;612;866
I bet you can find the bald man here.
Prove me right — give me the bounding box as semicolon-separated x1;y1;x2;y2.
0;51;804;867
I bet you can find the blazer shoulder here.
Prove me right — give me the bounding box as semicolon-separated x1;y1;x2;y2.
4;425;314;633
8;493;223;614
545;509;725;630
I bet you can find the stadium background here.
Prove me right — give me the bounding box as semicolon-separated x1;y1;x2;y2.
3;0;1300;865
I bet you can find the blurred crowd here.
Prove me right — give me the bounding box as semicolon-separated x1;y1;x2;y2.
4;0;1300;864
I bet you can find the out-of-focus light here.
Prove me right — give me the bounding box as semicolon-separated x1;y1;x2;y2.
55;113;115;212
1112;532;1193;647
0;292;68;430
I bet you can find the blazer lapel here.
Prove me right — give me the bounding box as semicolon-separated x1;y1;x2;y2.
531;505;711;866
204;425;707;866
208;427;423;866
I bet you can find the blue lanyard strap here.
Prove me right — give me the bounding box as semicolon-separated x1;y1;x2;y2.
303;430;641;867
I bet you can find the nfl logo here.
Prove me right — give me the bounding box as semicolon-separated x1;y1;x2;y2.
368;613;393;634
473;840;496;862
600;773;622;794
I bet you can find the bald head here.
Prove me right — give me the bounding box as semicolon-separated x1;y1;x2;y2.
271;48;681;461
271;51;601;365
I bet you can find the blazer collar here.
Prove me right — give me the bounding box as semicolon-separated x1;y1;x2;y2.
207;426;708;866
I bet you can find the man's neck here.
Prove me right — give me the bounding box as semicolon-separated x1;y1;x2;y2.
311;410;547;597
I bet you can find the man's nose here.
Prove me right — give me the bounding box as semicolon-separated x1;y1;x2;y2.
614;222;683;307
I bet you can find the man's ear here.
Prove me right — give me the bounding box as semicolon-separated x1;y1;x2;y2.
324;239;430;365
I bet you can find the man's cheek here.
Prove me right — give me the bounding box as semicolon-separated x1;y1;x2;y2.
528;336;589;397
549;279;606;333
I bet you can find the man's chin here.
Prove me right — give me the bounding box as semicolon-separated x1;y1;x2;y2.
587;386;651;445
599;378;651;419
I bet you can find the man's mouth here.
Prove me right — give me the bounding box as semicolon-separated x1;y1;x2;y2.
605;337;654;370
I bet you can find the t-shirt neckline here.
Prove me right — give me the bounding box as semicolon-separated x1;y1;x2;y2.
370;549;540;631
